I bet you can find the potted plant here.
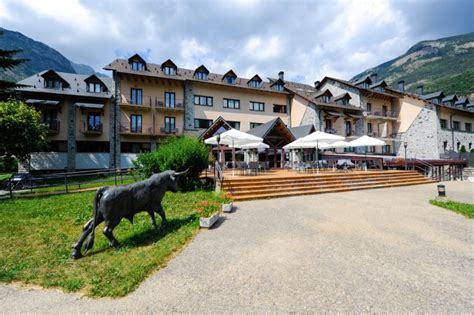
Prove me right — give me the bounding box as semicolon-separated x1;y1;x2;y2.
197;200;221;228
221;191;234;213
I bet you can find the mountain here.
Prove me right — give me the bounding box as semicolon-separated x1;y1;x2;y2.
0;27;106;82
351;32;474;99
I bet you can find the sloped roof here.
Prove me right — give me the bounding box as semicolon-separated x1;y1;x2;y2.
333;93;352;101
198;116;232;140
17;70;114;99
455;97;470;106
442;95;458;102
313;89;333;98
353;75;372;86
194;65;209;75
161;59;177;69
422;91;445;100
370;80;387;89
289;124;315;139
247;117;295;144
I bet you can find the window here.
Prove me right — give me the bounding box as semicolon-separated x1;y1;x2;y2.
42;109;58;131
272;84;284;91
194;119;213;129
382;145;391;153
131;61;145;71
469;142;472;150
443;141;448;151
194;95;213;106
367;146;375;153
88;82;102;93
227;121;240;130
366;103;372;112
165;92;175;108
130;114;142;133
440;119;447;129
321;95;330;103
345;121;352;136
382;105;388;116
224;76;236;84
465;123;472;132
341;98;349;105
164;116;176;133
163;66;176;76
248;80;261;88
457;142;461;151
87;112;101;132
250;122;262;129
367;122;373;134
361;82;369;89
131;88;143;105
249;101;264;112
223;98;240;109
325;119;333;131
45;79;62;89
452;121;460;130
196;71;208;80
344;147;354;153
273;104;287;114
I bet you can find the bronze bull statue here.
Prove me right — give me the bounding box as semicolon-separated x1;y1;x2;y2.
71;169;187;259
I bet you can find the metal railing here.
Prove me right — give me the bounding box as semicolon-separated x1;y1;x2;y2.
81;122;103;134
43;120;60;133
155;97;184;110
1;168;142;199
366;111;398;118
120;94;153;107
324;128;337;134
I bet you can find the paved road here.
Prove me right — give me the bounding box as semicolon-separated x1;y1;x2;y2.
1;181;473;313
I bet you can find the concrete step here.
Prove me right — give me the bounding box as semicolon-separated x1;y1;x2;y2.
231;180;435;201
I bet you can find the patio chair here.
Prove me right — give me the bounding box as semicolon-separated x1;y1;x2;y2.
248;162;260;176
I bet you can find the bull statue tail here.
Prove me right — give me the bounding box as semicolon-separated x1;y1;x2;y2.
84;186;108;253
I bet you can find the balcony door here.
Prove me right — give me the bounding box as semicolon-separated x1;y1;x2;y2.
87;112;101;131
164;116;176;133
131;114;143;133
345;121;352;136
325;119;332;132
131;88;143;105
165;92;175;108
378;122;388;138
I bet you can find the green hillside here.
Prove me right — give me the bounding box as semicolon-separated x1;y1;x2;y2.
351;32;474;98
0;27;104;82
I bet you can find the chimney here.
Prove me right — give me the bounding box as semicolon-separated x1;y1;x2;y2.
416;85;424;95
370;73;378;83
314;81;320;89
278;71;284;81
398;80;405;92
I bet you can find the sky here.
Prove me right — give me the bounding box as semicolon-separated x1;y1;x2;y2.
0;0;473;84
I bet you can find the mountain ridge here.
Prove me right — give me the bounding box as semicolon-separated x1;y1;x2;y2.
351;32;474;99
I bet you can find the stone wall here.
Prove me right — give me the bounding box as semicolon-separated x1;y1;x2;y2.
395;104;440;159
109;72;122;169
184;81;196;131
66;100;76;171
301;102;322;130
438;129;474;153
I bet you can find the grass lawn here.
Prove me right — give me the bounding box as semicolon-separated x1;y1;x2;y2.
430;199;474;218
0;172;12;181
0;189;228;297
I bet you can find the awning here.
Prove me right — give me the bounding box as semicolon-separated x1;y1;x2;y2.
26;99;60;106
324;110;344;117
345;113;364;119
75;102;104;109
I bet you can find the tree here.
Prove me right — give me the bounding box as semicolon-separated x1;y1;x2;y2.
134;136;209;191
459;145;467;153
0;30;29;99
0;99;47;163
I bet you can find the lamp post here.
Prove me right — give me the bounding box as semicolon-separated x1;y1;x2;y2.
403;141;408;170
216;134;221;167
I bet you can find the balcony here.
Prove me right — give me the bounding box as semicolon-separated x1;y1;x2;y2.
159;126;179;135
345;129;361;137
155;97;184;111
367;132;398;139
120;123;181;136
365;110;398;120
119;94;152;110
81;122;103;135
43;120;60;134
324;128;338;134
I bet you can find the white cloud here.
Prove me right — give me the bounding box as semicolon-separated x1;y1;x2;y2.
1;0;472;83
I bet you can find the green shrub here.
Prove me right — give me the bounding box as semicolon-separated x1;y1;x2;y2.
0;156;18;173
134;136;209;191
459;145;467;153
471;148;474;153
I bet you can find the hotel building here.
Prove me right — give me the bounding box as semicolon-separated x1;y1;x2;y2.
16;53;474;171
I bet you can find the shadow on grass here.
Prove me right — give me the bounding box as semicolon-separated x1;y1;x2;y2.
86;214;198;257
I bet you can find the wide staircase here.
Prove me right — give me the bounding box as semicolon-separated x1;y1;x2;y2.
223;170;436;201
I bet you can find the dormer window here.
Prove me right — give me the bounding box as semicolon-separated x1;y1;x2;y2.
164;66;176;76
321;95;330;103
88;82;102;93
131;61;145;71
272;84;284;91
341;98;349;105
223;70;237;85
249;80;260;88
196;71;208;80
361;82;369;89
45;79;62;89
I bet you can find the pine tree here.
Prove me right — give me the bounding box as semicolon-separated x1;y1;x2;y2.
0;30;29;99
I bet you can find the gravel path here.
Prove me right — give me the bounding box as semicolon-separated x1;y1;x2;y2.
1;181;473;313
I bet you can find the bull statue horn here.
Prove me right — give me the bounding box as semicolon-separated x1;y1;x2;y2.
174;169;189;176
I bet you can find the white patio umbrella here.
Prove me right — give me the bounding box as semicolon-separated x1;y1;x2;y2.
283;138;324;150
319;140;350;149
300;131;345;173
204;129;263;176
240;142;270;151
348;135;386;171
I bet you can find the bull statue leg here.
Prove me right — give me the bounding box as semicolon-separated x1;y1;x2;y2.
148;210;157;228
103;219;121;248
71;216;104;259
154;204;167;229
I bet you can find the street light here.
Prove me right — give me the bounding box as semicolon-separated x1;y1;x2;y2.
403;141;408;170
